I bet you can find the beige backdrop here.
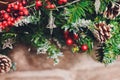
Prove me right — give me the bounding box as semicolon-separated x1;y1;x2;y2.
0;44;120;80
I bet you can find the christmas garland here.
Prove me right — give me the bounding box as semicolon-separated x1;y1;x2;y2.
0;0;120;73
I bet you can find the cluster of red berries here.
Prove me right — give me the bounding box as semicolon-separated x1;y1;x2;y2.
35;0;56;9
35;0;68;10
64;30;88;51
0;0;29;30
45;0;56;9
0;11;14;29
7;0;29;17
64;30;79;46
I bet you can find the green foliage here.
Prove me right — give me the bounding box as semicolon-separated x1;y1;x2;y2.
65;0;94;23
99;0;116;13
103;21;120;64
31;32;46;47
1;33;16;40
76;32;93;52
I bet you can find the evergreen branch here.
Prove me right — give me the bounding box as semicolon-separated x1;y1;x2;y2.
26;0;81;10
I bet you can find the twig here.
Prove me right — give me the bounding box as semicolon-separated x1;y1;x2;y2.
0;1;8;4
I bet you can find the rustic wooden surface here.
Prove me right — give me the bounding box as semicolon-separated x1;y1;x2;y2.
0;44;120;80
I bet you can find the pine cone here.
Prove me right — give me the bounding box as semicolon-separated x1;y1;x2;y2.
95;43;105;62
103;1;120;19
93;22;111;43
0;54;12;73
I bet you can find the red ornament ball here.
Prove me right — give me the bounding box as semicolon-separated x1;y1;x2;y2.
81;44;88;51
66;38;73;45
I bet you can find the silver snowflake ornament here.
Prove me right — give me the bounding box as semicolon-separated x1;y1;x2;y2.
2;38;15;49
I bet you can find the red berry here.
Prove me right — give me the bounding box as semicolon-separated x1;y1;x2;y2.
58;1;63;5
50;4;55;9
19;11;24;16
6;8;11;12
36;1;42;7
16;1;20;5
14;5;19;10
7;20;13;26
66;38;73;45
81;44;88;51
0;22;2;28
19;3;23;7
11;3;15;7
22;0;27;5
19;6;24;11
23;9;29;16
64;30;69;39
62;0;67;3
10;17;14;22
8;4;12;8
0;24;4;29
0;10;6;14
73;33;79;40
3;21;8;27
3;13;9;19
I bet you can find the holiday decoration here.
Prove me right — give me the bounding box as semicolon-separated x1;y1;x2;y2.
0;54;12;73
2;38;15;49
72;45;79;53
0;1;29;31
47;11;57;34
0;0;119;69
81;44;88;51
66;38;73;46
